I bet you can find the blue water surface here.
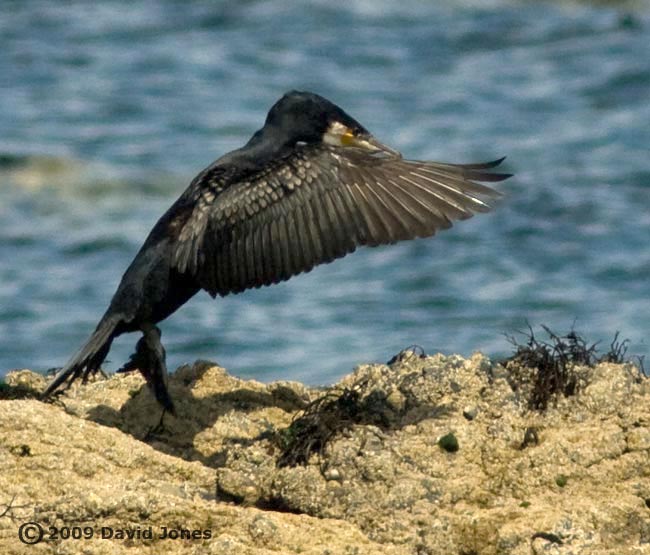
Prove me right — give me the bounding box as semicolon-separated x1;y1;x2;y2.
1;0;649;384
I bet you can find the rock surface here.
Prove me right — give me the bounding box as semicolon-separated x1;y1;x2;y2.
1;353;649;554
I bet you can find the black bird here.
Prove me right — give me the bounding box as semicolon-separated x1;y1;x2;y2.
43;90;511;412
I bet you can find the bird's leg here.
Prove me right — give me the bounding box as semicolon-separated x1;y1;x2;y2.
118;325;175;414
143;406;172;440
142;324;175;414
140;324;176;414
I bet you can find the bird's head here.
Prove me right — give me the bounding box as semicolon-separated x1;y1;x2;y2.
263;90;401;157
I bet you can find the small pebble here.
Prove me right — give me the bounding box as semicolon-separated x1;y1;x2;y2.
323;468;341;481
462;406;478;420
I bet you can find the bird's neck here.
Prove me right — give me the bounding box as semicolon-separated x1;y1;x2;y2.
230;127;293;168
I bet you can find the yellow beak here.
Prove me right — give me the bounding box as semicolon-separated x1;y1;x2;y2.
324;122;401;157
344;132;402;158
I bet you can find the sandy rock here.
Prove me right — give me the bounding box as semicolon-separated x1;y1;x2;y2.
1;354;649;554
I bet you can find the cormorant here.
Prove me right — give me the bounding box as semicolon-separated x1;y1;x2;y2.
43;90;511;412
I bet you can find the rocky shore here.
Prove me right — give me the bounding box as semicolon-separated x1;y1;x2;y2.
1;352;649;554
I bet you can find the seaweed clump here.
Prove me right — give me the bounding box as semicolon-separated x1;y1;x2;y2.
503;325;635;411
276;376;392;467
277;346;429;467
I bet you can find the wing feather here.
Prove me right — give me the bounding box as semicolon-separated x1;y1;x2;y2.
356;166;413;241
348;181;390;245
298;201;317;263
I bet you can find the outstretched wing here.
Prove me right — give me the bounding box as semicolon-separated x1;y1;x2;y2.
172;145;510;297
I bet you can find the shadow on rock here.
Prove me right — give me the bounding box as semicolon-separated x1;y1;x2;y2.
82;360;311;465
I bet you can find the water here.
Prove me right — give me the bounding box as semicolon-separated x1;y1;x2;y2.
2;0;649;385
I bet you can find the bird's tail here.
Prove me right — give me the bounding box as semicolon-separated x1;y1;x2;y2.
42;314;120;399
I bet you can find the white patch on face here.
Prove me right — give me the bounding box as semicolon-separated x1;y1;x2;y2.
323;121;351;146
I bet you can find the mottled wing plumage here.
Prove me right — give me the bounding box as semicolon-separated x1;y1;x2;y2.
173;145;508;297
172;164;233;275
